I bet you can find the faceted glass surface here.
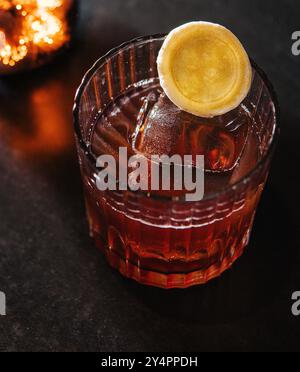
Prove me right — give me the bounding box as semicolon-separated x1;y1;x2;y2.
74;35;278;289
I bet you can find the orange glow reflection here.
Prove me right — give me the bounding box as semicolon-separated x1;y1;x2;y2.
0;77;75;157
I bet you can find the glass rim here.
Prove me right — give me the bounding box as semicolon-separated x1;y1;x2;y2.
73;33;280;203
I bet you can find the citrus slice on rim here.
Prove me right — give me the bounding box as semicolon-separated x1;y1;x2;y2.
157;22;252;118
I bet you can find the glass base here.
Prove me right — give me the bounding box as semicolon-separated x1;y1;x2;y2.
93;235;247;289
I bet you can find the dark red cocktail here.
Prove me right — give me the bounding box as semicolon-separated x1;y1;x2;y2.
74;35;278;289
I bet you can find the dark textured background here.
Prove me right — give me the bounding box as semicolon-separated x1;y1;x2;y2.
0;0;300;352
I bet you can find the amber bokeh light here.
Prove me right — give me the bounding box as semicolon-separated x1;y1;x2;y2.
0;0;74;72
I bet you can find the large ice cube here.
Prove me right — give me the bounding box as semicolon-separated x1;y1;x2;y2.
133;94;249;173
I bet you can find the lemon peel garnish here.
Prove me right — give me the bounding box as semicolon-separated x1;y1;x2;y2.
157;22;252;118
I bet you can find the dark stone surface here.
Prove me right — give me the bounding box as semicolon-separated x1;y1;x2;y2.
0;0;300;352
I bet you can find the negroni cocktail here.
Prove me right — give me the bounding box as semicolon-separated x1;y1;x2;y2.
74;24;278;288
